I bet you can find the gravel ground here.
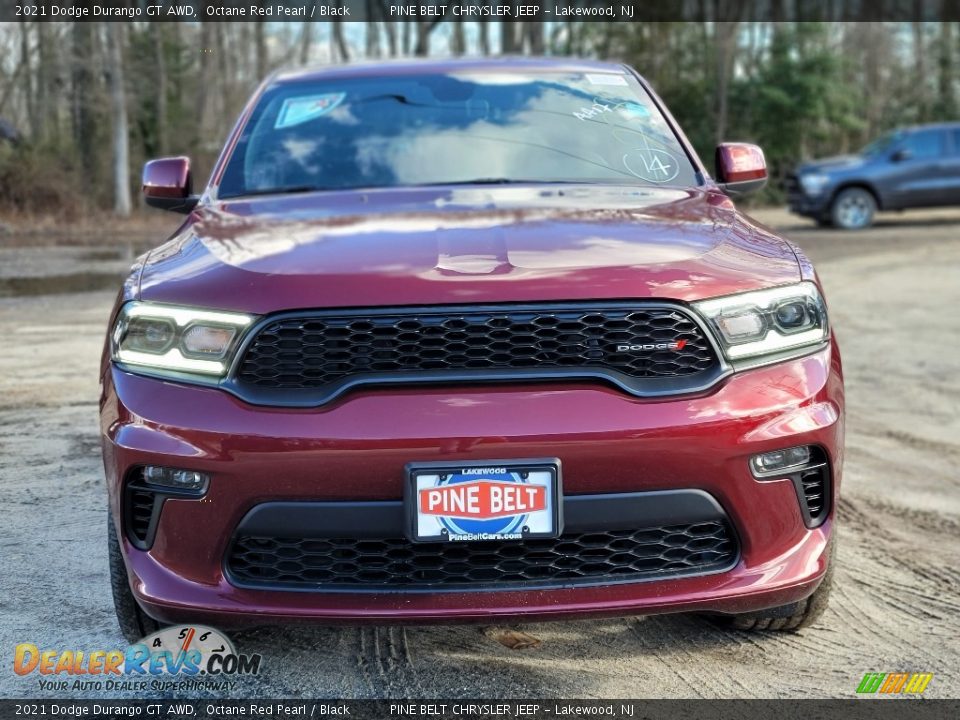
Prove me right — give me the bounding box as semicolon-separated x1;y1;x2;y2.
1;208;958;699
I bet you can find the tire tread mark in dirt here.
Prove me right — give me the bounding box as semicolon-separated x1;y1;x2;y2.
631;617;727;698
355;626;422;697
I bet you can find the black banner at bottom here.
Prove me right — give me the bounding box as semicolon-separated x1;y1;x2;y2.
1;699;958;720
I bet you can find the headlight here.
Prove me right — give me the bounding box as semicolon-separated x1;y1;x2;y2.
111;302;255;378
693;282;829;362
799;172;830;196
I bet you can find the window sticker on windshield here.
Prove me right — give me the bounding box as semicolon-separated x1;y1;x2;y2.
274;93;346;129
586;73;628;86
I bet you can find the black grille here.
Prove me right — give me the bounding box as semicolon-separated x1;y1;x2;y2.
128;489;156;543
225;521;737;591
234;304;720;400
798;463;829;526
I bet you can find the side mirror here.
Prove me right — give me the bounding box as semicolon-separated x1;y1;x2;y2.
142;157;199;214
891;148;912;162
715;143;768;197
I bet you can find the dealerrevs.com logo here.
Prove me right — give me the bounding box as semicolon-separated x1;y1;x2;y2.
14;625;262;692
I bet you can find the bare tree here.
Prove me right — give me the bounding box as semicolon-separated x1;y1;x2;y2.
106;23;130;216
19;22;35;137
35;22;57;143
414;18;444;56
71;21;97;179
366;2;382;58
501;9;520;53
378;5;399;57
332;14;350;62
479;17;491;55
299;21;314;65
936;19;956;116
912;18;928;121
525;20;545;54
153;23;167;156
714;20;741;143
255;18;268;80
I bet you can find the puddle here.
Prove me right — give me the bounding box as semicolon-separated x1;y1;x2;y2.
0;272;123;298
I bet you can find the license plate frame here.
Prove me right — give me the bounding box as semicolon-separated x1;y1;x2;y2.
404;458;563;544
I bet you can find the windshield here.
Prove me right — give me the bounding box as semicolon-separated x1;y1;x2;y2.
217;70;700;197
860;131;904;157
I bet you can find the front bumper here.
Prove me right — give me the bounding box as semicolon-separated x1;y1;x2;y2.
101;341;844;625
785;175;832;217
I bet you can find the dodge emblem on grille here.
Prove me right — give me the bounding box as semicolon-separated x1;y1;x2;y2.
617;340;688;352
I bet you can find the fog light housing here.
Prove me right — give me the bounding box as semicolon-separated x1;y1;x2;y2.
143;465;209;494
750;445;812;476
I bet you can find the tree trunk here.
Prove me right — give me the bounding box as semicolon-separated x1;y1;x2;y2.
500;10;518;53
525;20;544;54
255;18;267;79
378;4;398;57
153;23;167;156
195;12;213;155
912;18;927;121
299;21;313;65
36;22;57;144
713;21;740;144
332;12;350;61
414;20;435;56
71;22;97;179
937;19;956;116
366;3;382;58
478;14;490;55
19;22;36;140
106;23;131;217
451;15;466;55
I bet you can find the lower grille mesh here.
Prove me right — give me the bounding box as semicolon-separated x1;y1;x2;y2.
226;521;737;591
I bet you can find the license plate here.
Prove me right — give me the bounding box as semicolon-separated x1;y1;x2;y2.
405;459;562;543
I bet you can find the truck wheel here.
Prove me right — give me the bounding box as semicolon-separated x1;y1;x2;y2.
108;513;162;643
830;187;876;229
718;540;835;632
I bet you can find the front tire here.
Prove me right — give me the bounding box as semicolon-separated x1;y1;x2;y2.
830;187;876;229
108;513;162;643
718;540;835;632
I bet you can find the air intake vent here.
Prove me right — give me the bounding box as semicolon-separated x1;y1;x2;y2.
128;488;157;543
123;472;162;550
798;460;830;527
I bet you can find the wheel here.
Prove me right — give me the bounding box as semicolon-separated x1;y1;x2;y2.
830;187;876;229
718;540;835;632
108;512;162;643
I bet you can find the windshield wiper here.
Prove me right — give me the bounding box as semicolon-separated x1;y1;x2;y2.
229;185;331;199
415;178;580;187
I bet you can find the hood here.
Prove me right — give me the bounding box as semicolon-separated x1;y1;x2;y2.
795;154;866;175
138;185;801;314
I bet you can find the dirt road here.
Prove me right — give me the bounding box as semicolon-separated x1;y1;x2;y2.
1;209;958;699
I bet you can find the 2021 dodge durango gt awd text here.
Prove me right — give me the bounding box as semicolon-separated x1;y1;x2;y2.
102;58;844;642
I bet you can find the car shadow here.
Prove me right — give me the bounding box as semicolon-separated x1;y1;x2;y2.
225;611;805;696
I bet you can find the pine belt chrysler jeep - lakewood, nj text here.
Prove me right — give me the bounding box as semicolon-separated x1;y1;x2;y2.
102;58;843;641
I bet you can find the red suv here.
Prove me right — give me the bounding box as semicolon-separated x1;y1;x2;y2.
103;58;843;641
